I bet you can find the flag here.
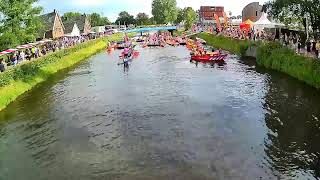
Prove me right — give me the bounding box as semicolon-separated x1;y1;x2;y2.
223;12;229;27
214;14;222;32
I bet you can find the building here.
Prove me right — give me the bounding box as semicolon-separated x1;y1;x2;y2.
76;14;92;35
92;26;106;33
63;21;81;37
38;10;65;39
62;14;91;35
242;2;262;22
199;6;224;24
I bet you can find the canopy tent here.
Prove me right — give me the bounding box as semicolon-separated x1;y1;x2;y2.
0;49;18;56
240;19;254;30
16;44;32;49
254;12;284;29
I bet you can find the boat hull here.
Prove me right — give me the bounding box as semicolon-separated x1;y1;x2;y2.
191;54;227;62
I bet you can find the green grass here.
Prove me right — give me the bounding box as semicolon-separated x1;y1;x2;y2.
193;32;320;89
256;42;320;89
192;33;257;56
0;33;132;111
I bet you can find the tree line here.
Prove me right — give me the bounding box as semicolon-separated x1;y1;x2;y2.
0;0;112;51
0;0;197;51
266;0;320;33
115;0;197;29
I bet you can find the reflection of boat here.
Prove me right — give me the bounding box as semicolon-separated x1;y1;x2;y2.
191;54;227;62
147;44;161;47
116;41;130;49
196;38;206;45
166;40;179;46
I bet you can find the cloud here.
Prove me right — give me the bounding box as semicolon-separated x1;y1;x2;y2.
70;0;106;6
39;0;269;22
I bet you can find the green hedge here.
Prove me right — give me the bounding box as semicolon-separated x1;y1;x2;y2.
194;32;320;89
192;33;256;56
0;33;130;111
256;42;320;88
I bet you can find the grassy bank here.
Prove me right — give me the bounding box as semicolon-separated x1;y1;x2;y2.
256;42;320;88
0;33;128;111
194;32;320;89
192;33;256;56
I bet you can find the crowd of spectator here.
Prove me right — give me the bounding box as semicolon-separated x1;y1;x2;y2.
219;27;320;59
0;32;113;73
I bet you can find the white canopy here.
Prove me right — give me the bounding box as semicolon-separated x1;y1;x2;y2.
254;12;276;28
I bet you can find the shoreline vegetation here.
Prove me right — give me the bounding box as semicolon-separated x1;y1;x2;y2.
0;33;127;111
195;33;320;89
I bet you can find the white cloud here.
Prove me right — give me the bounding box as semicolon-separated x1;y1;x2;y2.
70;0;106;6
41;0;269;21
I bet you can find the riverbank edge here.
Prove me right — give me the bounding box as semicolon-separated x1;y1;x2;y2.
0;33;128;111
194;33;320;89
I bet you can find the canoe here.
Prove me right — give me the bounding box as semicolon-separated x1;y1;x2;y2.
191;54;227;62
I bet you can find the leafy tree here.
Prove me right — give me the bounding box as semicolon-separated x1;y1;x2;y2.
91;13;111;26
149;17;156;25
266;0;320;32
115;11;136;25
0;0;43;50
63;12;82;21
152;0;178;24
184;7;196;30
136;13;149;25
0;33;19;51
175;8;185;24
174;7;196;29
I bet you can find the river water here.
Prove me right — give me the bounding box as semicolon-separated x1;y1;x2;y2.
0;46;320;180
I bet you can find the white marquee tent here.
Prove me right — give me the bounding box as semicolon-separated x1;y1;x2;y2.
254;12;285;30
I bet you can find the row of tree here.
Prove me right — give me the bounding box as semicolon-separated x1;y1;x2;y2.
267;0;320;32
0;0;112;51
0;0;197;51
115;0;197;29
63;12;111;26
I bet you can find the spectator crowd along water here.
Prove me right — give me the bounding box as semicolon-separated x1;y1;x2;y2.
191;23;320;59
0;32;113;73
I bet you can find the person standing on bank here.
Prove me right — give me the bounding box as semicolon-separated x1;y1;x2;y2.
316;40;320;59
0;59;5;72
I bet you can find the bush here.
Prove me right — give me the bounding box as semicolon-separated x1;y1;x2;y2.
257;42;320;88
193;33;252;56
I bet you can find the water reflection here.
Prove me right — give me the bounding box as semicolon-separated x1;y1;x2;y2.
240;57;320;179
0;47;320;179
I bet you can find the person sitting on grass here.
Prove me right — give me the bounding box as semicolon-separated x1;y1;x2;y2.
0;59;5;72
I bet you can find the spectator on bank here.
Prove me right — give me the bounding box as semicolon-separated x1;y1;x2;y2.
312;40;317;56
316;40;320;59
20;50;25;62
298;38;302;53
11;54;17;66
0;59;5;72
26;49;32;61
307;40;311;56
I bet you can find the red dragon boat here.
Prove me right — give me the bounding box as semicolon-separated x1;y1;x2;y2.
191;54;228;62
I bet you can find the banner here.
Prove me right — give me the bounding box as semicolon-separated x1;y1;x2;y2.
214;14;222;32
223;12;229;27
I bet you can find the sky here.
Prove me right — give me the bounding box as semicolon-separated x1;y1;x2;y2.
38;0;269;22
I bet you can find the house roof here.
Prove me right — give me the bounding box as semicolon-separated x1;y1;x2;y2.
39;12;56;31
38;10;64;38
63;14;89;33
38;12;56;37
63;20;75;34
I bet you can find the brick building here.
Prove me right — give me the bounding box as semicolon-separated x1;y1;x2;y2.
242;2;262;22
199;6;224;24
38;10;65;39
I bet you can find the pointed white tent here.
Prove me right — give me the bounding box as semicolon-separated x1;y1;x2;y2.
254;12;276;29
